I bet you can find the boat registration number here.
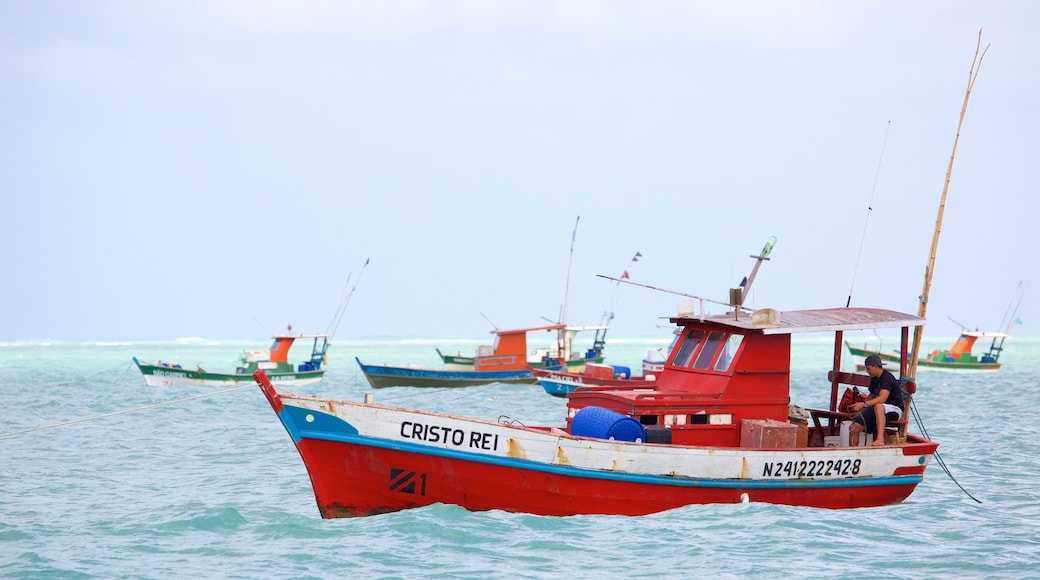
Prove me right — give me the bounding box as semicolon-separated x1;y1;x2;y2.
762;458;862;478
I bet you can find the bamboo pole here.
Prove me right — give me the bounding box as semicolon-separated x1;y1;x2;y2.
908;31;989;378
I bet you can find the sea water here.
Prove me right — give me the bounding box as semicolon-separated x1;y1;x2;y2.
2;335;1039;578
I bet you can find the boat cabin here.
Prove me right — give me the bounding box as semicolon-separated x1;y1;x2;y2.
472;324;566;372
927;330;1008;365
237;333;331;374
566;306;925;448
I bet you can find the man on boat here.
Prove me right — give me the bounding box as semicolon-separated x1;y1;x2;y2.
849;354;904;446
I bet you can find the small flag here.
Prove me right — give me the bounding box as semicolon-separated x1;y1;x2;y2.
621;271;630;280
1015;317;1023;325
633;252;642;261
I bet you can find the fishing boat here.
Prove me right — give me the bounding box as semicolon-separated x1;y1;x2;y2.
355;324;565;388
255;239;939;517
436;324;607;372
135;258;369;388
846;329;1007;372
134;332;331;387
531;341;670;397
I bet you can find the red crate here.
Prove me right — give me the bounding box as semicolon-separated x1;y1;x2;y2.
740;419;798;449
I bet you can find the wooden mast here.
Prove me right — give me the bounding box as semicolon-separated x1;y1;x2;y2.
908;31;989;377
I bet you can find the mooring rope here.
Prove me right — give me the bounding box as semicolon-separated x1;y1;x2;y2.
910;401;982;503
0;383;255;439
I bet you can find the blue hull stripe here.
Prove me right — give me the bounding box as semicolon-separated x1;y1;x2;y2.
355;357;531;380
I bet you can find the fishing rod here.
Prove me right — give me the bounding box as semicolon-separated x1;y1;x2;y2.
999;281;1027;335
846;121;892;308
326;257;370;339
480;312;499;331
559;215;580;327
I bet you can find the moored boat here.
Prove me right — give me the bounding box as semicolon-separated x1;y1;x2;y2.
356;324;565;388
256;240;939;517
134;258;368;388
846;329;1007;372
532;355;661;394
256;303;936;516
531;343;668;397
134;332;330;387
436;324;607;372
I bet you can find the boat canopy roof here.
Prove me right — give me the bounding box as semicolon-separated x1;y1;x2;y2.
490;323;566;336
671;307;924;335
959;330;1009;339
563;325;610;332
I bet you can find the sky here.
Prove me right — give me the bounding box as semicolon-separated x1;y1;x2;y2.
2;1;1037;342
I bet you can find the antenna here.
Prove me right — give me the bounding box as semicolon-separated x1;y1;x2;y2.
597;236;777;316
736;235;776;305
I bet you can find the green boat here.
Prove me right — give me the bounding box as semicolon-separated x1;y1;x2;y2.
134;333;330;387
845;330;1007;372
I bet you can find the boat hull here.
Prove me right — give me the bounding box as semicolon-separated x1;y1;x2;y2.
356;357;536;388
846;343;1000;372
439;352;604;373
259;372;937;517
532;367;657;397
135;360;324;387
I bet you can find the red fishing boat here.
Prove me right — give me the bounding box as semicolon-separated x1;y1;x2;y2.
254;240;938;517
530;351;666;397
531;327;675;397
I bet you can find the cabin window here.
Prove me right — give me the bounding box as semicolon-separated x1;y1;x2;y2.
672;329;704;367
713;334;744;371
692;331;726;369
689;413;708;425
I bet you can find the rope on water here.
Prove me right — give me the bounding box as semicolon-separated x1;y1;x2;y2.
911;401;983;503
0;383;255;439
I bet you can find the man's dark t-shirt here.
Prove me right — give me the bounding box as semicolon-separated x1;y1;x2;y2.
870;369;904;409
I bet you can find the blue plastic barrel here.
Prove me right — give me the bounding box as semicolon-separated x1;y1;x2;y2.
610;365;631;379
570;406;646;442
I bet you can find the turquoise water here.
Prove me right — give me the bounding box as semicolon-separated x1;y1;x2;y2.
2;335;1039;578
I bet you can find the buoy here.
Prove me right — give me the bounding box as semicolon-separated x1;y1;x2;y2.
740;493;750;503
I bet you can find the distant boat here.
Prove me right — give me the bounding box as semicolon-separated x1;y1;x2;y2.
134;258;370;388
437;219;627;375
436;324;608;372
134;333;330;387
532;339;671;397
356;324;566;388
846;329;1008;372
